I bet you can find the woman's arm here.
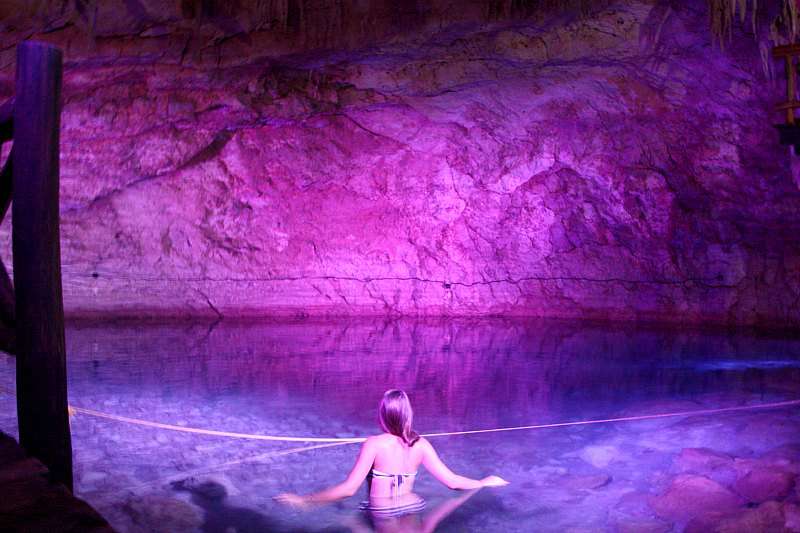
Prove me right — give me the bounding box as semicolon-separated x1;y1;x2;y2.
275;437;377;507
420;438;508;490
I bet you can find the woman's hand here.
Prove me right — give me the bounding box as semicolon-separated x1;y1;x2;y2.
480;475;509;487
274;493;309;508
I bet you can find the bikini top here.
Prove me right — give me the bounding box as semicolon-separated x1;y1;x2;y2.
369;468;417;480
368;468;418;494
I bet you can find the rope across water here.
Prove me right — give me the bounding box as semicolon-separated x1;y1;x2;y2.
1;384;798;443
3;384;799;494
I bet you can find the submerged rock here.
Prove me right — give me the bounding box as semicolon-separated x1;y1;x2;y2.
675;447;733;473
684;501;787;533
614;518;672;533
124;494;204;532
786;503;800;532
733;466;796;504
579;445;620;469
558;473;612;490
649;474;743;522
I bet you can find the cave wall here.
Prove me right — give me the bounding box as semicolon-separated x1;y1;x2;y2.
0;0;798;325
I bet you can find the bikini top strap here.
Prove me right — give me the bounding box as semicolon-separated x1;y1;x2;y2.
370;468;417;478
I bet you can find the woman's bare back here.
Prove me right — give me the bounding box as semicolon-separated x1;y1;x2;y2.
368;433;425;498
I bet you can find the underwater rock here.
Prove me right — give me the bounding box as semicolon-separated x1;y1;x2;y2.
684;501;786;533
649;474;744;522
614;518;673;533
785;503;800;532
124;494;204;532
578;445;620;469
732;466;796;504
558;473;612;490
674;447;734;473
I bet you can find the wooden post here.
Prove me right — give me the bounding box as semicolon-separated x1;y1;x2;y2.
786;55;796;125
12;41;72;490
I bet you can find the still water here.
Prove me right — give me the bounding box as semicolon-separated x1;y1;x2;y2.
0;318;798;532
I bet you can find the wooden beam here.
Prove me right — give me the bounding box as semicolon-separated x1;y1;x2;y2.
773;43;800;58
0;323;15;355
0;149;12;225
787;56;796;125
0;260;15;354
776;101;800;110
0;258;15;335
0;155;12;338
0;98;12;142
12;41;72;490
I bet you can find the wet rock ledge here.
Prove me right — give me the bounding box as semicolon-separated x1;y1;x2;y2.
0;431;114;532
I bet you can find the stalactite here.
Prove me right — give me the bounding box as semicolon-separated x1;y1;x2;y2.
707;0;800;46
707;0;798;79
8;0;794;68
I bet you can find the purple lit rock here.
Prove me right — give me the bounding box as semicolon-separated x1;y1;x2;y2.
786;503;800;532
649;474;744;522
675;448;733;473
0;1;798;324
732;459;797;504
684;501;788;533
733;468;795;504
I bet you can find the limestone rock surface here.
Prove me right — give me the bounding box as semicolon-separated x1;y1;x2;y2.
0;1;797;324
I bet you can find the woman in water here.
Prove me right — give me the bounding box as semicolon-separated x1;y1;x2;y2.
275;389;508;515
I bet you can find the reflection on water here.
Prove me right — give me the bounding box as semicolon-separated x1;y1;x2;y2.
0;318;798;532
63;319;800;427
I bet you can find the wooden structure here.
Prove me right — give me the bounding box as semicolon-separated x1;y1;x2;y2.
773;44;800;154
0;41;72;490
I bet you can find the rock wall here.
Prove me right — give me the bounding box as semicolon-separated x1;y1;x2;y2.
0;1;798;325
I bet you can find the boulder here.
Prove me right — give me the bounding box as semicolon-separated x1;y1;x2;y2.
579;445;620;469
685;501;785;533
649;474;744;522
675;447;734;473
785;503;800;532
733;468;795;503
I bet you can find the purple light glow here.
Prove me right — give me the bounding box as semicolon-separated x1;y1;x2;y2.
2;319;799;531
0;0;798;531
0;1;796;326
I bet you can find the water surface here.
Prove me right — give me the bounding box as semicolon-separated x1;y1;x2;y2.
0;318;798;531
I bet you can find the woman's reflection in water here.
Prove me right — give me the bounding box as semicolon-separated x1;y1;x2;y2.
344;489;478;533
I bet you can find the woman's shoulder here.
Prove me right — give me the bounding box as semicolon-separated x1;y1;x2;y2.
366;433;431;448
414;436;433;450
365;433;394;445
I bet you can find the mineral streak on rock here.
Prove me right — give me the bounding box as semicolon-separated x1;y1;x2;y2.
0;1;798;325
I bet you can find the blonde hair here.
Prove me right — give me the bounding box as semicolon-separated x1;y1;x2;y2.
378;389;420;446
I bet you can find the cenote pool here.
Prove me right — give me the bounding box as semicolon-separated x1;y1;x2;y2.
1;319;799;532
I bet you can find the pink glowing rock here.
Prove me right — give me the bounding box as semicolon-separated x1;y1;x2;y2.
786;503;800;532
732;465;796;504
685;501;787;533
649;474;744;522
675;447;734;473
0;2;797;322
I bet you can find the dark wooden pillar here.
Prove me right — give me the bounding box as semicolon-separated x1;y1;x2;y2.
12;41;72;490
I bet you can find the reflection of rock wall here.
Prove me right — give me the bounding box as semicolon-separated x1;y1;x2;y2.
1;1;798;325
64;319;800;427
